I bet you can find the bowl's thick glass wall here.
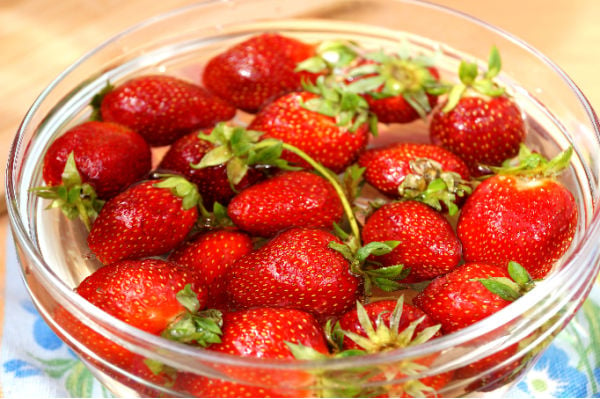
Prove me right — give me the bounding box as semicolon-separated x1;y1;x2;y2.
6;0;600;397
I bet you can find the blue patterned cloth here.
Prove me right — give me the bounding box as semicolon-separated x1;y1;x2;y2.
2;233;600;397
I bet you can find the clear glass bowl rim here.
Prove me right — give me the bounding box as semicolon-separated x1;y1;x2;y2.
6;0;600;372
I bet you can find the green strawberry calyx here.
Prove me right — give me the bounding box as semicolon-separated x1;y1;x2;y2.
346;50;446;119
153;174;201;210
474;261;536;301
161;284;223;347
489;144;573;180
191;123;299;188
301;76;379;136
89;81;114;121
295;40;362;74
323;297;441;398
398;158;472;216
30;152;104;231
329;226;409;293
443;45;505;113
339;297;441;353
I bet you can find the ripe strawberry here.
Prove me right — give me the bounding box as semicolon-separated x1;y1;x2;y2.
226;227;361;319
42;121;151;199
457;146;577;279
413;261;535;387
87;175;200;265
168;229;254;308
175;307;329;397
358;142;471;214
333;298;449;397
361;201;462;283
55;259;209;371
227;170;343;237
96;74;236;146
157;131;264;208
202;33;318;113
429;46;526;175
248;91;370;173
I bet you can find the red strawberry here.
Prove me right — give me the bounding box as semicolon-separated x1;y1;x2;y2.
157;131;264;208
334;298;449;397
55;258;208;371
248;91;370;173
202;33;318;113
457;146;577;279
42;120;151;199
97;74;236;146
226;227;361;319
358;142;471;214
413;262;516;333
413;261;535;386
87;176;200;264
227;170;344;237
168;229;254;308
175;307;329;397
429;47;526;175
361;201;462;283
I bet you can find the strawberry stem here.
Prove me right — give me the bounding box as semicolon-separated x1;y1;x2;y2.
280;142;361;240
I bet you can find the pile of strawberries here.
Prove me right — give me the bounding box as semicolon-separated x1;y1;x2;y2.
36;33;578;397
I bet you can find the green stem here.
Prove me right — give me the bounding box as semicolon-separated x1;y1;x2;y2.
280;143;361;241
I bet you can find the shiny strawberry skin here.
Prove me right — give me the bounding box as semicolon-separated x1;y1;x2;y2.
175;307;328;397
248;91;370;173
168;229;253;308
202;33;318;113
457;174;577;279
362;201;462;282
227;171;344;237
77;258;207;334
100;75;236;146
226;228;361;319
358;142;471;197
42;121;151;199
413;262;512;334
412;262;520;383
430;95;526;175
87;180;198;265
157;131;264;208
55;259;207;371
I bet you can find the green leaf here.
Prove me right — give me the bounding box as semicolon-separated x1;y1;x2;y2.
486;45;502;79
286;341;328;360
479;278;522;301
226;157;249;186
458;61;478;85
176;284;200;313
356;241;399;262
345;75;387;94
507;261;533;285
89;81;113;121
194;145;234;168
366;264;405;279
442;83;466;113
373;277;405;292
295;56;328;73
328;241;354;262
66;362;94;398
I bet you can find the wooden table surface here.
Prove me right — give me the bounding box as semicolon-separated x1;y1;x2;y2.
1;0;599;266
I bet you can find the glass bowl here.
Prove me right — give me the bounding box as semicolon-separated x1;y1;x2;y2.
6;0;600;397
